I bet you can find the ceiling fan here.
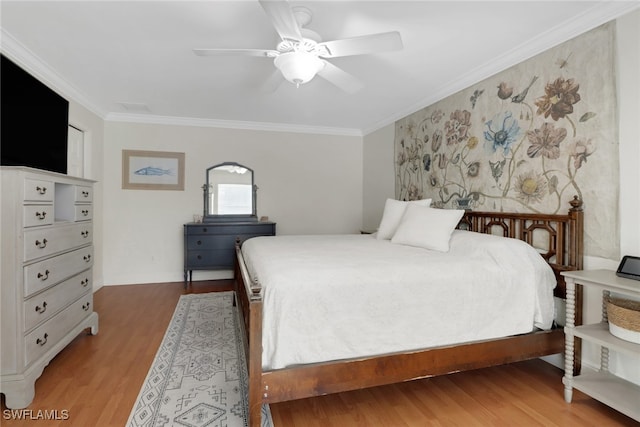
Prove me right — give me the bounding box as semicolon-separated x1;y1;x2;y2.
193;0;403;93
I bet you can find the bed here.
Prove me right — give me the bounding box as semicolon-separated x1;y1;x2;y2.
234;198;584;427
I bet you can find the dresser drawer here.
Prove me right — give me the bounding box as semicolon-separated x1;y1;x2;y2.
23;269;93;332
74;205;93;221
75;185;93;203
186;223;275;236
24;178;54;202
23;223;93;261
187;250;234;268
24;293;93;367
23;205;54;227
187;234;237;250
24;246;93;297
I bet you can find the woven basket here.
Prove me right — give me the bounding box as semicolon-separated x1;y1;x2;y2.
606;297;640;343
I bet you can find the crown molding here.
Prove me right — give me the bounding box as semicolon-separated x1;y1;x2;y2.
104;113;363;137
364;1;640;136
0;27;106;118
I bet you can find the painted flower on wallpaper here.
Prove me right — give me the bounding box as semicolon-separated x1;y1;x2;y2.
484;111;520;155
514;171;547;204
445;110;472;145
535;77;581;121
526;122;567;159
423;154;431;171
397;149;407;167
467;161;480;178
569;138;595;169
489;159;506;184
497;82;513;100
432;130;443;152
407;183;423;201
436;153;448;169
431;109;445;124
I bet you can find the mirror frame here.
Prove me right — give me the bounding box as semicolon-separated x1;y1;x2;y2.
203;162;257;222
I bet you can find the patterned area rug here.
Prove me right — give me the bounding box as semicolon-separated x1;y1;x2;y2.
127;292;273;427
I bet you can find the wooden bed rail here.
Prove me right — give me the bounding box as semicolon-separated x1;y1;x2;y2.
234;243;264;425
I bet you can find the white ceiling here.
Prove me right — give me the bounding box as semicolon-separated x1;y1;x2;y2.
1;1;638;136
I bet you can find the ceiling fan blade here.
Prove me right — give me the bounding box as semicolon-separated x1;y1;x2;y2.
193;48;277;58
317;60;364;94
259;69;285;93
319;31;403;58
259;0;302;42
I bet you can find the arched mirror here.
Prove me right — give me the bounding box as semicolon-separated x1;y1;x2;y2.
203;162;257;222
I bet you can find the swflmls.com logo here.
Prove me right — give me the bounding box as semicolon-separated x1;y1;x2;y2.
2;409;70;420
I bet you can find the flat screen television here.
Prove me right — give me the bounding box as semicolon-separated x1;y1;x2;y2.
1;55;69;175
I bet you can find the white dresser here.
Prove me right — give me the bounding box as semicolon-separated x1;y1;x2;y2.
1;167;99;408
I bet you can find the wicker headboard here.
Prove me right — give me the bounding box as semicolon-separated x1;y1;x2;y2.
458;196;584;300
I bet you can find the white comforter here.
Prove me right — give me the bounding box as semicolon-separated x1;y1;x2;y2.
241;231;557;370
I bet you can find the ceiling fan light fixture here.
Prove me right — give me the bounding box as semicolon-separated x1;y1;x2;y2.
274;51;324;87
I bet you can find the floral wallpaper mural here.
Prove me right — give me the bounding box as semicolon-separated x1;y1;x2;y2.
395;23;618;258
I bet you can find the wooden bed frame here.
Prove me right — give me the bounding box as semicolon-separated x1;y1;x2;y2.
234;198;584;427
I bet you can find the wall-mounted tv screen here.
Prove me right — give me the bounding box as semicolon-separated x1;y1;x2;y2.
1;55;69;175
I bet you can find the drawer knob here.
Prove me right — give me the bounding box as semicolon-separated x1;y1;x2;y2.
35;301;48;314
197;255;202;260
82;210;89;216
36;186;47;195
35;211;47;220
36;333;48;346
37;270;50;281
81;278;90;287
35;238;48;249
197;240;202;245
82;190;89;197
82;302;91;311
83;254;92;262
81;230;90;238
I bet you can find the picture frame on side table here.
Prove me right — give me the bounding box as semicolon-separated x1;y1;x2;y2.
122;149;185;190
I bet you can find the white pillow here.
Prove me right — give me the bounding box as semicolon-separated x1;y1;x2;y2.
376;198;432;240
391;204;465;252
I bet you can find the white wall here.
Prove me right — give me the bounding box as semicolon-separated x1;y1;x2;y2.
362;125;396;232
102;122;363;285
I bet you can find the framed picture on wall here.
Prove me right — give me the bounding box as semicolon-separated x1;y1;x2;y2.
122;149;185;190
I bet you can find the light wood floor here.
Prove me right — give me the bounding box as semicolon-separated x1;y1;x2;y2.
1;281;637;426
